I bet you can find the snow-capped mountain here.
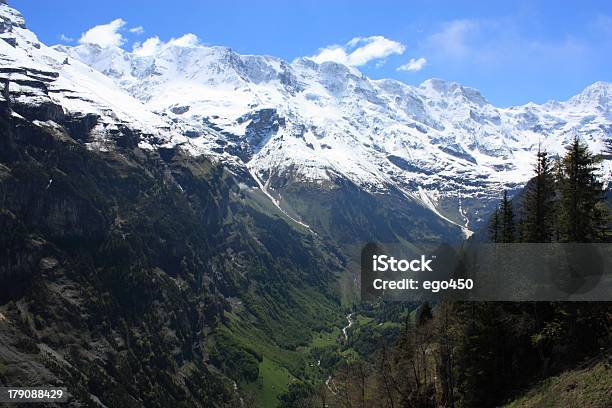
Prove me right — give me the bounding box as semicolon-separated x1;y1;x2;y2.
0;2;218;155
56;38;611;232
2;1;610;236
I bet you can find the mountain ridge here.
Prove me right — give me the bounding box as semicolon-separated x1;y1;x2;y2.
2;1;611;235
55;31;611;233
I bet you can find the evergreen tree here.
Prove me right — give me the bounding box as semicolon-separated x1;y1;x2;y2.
500;190;515;243
489;206;501;243
452;139;612;408
552;155;565;241
521;148;556;242
559;137;605;242
593;201;611;242
417;301;433;326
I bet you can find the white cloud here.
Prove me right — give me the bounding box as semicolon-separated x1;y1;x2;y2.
132;36;161;56
59;34;74;43
79;18;126;48
132;33;201;56
129;26;144;35
397;57;427;72
167;33;200;47
311;47;348;64
311;35;405;67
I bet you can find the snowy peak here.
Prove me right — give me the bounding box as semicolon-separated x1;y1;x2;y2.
0;2;185;152
53;43;140;81
0;1;25;32
0;3;41;53
58;41;284;84
419;78;489;107
567;81;611;110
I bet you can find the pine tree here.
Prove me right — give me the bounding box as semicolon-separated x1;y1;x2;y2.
500;190;515;243
593;201;611;242
552;155;564;241
559;137;605;242
521;148;556;242
489;206;501;243
417;301;433;326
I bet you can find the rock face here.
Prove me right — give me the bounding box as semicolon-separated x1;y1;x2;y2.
0;66;345;407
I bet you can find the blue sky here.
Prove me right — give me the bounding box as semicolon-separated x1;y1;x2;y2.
11;0;612;106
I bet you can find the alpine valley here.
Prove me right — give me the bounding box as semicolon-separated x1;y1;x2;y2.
0;1;611;407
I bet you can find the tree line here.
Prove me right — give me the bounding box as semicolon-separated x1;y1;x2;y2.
438;138;611;407
489;137;609;243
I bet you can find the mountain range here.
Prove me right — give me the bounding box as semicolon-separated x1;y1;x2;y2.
2;2;610;239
